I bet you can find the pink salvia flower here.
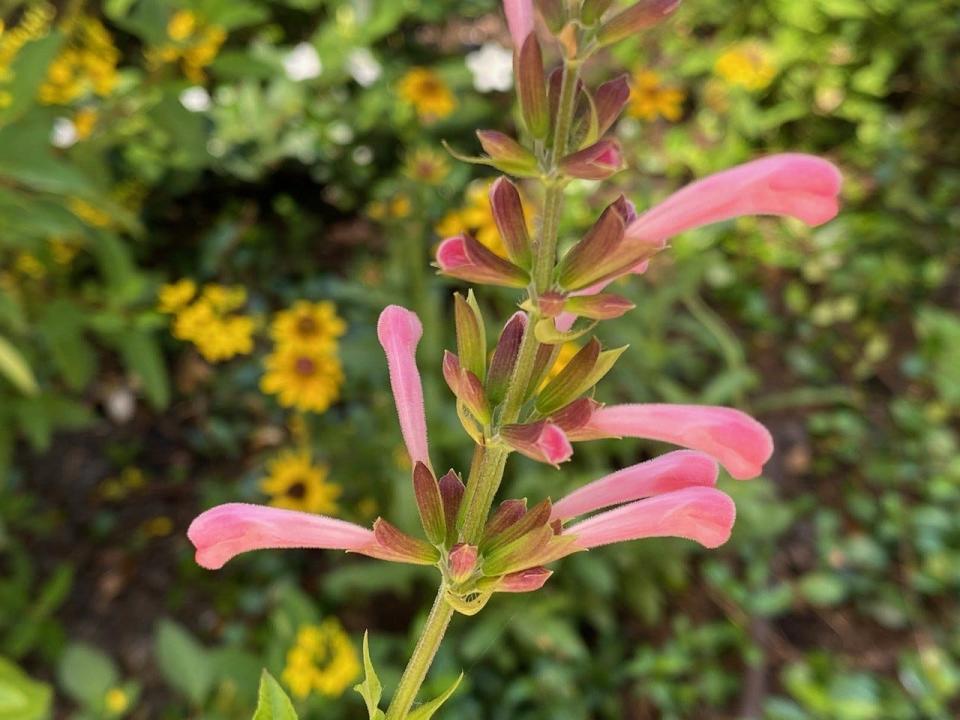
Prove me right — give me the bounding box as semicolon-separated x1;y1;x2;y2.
188;503;378;570
625;153;842;247
503;0;535;49
551;450;718;521
564;486;737;550
567;404;773;480
378;305;431;469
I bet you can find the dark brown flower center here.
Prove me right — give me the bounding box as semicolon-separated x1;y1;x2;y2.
286;480;307;499
294;357;317;376
296;316;318;336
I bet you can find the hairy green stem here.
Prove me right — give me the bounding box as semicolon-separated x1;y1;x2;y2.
384;587;455;720
384;54;584;719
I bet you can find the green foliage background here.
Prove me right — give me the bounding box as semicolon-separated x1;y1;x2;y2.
1;0;958;718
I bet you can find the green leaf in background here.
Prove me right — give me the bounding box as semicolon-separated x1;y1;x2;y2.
252;670;298;720
57;643;118;708
0;336;38;396
118;330;170;409
0;657;51;720
154;619;213;706
353;631;382;719
407;672;463;720
38;300;96;392
0;33;63;124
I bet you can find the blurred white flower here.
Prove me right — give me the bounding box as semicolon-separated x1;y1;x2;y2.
179;86;212;112
352;145;373;165
51;117;77;148
105;386;136;424
283;42;323;82
328;122;354;145
346;48;381;87
465;43;514;93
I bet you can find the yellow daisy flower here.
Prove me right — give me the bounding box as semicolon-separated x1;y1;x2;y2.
158;279;197;313
398;67;456;122
282;620;360;700
403;146;451;185
104;687;129;713
261;344;344;413
259;451;341;514
714;42;777;91
270;300;347;350
628;70;685;121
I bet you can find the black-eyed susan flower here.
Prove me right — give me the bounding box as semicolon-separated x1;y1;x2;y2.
627;69;685;121
270;300;346;351
260;344;344;413
397;67;456;122
168;284;254;363
402;146;451;185
259;451;341;515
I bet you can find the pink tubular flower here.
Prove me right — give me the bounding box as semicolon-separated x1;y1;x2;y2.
551;450;718;521
188;503;379;570
567;404;774;480
625;153;842;247
378;305;432;469
564;486;737;550
503;0;535;48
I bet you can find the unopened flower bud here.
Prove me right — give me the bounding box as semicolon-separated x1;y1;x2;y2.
413;462;446;545
500;421;573;465
538;291;567;318
476;130;540;177
594;74;631;135
436;234;530;288
516;34;549;139
448;543;479;583
564;293;636;320
439;470;465;546
597;0;682;47
497;566;553;593
373;518;441;564
559;139;624;180
486;312;528;405
557;196;629;290
489;177;532;268
454;291;487;379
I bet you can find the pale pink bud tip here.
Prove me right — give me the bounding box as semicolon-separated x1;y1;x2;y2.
626;153;842;246
570;404;773;480
566;487;736;550
552;450;719;521
503;0;535;48
498;566;553;593
188;503;376;570
377;305;431;469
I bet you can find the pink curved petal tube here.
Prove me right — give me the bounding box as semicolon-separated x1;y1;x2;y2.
503;0;535;48
568;404;773;480
552;450;719;521
565;486;736;550
188;503;377;570
377;306;431;469
625;153;842;246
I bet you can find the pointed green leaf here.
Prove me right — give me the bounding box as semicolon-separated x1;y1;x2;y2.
0;336;38;396
407;673;464;720
252;670;298;720
353;632;382;719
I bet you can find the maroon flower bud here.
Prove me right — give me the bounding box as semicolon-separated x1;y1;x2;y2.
372;518;440;564
439;470;465;546
500;421;573;466
489;177;532;268
559;139;624;180
564;293;636;320
486;312;528;404
497;566;553;593
547;397;601;433
413;462;446;545
594;74;631;135
442;351;491;424
597;0;682;47
516;34;549;139
482;499;528;544
436;234;530;288
557;196;629;290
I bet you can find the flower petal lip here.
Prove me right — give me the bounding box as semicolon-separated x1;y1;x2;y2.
564;486;736;550
188;503;377;570
503;0;535;48
377;305;431;469
568;404;773;480
625;153;842;246
551;450;719;521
